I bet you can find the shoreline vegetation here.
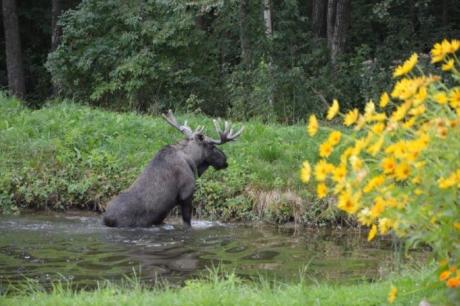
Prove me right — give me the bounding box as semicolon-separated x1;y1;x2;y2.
0;93;346;225
0;267;446;305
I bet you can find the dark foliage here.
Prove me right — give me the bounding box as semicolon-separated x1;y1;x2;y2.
1;0;459;120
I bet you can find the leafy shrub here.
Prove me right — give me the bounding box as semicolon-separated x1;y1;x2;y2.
194;164;252;221
47;0;213;112
301;39;460;301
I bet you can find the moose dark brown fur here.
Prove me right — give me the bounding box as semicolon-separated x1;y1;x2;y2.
102;110;243;228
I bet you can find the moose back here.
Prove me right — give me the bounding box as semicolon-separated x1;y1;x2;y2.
103;111;243;228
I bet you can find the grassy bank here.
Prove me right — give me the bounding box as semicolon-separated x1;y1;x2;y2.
0;268;447;305
0;94;341;223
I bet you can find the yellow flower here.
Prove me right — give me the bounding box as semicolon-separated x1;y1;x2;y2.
344;109;359;126
332;164;347;183
379;92;390;108
403;117;416;128
326;99;339;120
340;147;353;164
439;270;451;281
393;53;418;78
437;126;448;139
386;197;399;208
391;77;432;101
415;161;426;169
371;196;386;218
355;115;366;130
438;175;456;189
386;141;406;158
447;276;460;288
307;114;318;136
413;86;427;106
449;88;460;108
434;92;448;105
395;162;410;181
408;104;426;116
450;118;460;128
415;133;430;149
319;141;333;158
364;100;375;121
450;39;460;53
387;286;397;304
390;101;411;122
431;39;450;63
333;181;346;194
368;224;377;241
368;113;386;122
351;137;369;156
442;58;455;71
371;123;385;135
433;39;460;62
381;157;396;175
337;190;360;214
328;131;342;146
300;161;311;183
358;208;373;226
316;183;328;199
434;117;447;128
367;136;384;156
314;160;333;182
363;175;385;193
379;218;395;235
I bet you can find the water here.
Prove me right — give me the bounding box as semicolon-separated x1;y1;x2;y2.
0;212;424;289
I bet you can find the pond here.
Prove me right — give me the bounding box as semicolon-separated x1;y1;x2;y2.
0;212;424;290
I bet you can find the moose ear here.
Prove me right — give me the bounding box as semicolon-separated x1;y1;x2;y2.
194;133;205;142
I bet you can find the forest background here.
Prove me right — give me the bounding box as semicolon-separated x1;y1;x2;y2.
2;0;459;122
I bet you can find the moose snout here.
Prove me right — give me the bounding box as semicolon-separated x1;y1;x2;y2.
214;161;228;170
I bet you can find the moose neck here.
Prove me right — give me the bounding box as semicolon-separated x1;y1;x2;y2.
176;140;207;173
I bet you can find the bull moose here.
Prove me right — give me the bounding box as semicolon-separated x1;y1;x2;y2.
103;110;243;228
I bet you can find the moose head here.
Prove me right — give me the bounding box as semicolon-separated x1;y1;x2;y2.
162;110;244;174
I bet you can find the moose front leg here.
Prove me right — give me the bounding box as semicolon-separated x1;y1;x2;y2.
180;197;193;227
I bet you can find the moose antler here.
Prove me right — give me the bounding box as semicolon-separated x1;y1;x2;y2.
162;110;197;139
162;110;243;143
206;119;244;145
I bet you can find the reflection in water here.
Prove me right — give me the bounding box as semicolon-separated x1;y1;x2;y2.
0;213;425;289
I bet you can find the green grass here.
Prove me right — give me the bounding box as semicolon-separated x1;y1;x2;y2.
0;93;337;223
0;268;449;306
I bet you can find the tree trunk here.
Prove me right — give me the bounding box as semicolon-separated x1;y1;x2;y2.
312;0;327;38
326;0;336;50
262;0;274;109
2;0;25;99
327;0;350;66
263;0;273;36
239;0;251;66
51;0;64;51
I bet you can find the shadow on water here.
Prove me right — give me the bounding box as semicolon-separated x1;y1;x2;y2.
0;212;427;290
